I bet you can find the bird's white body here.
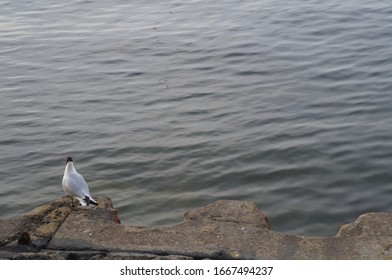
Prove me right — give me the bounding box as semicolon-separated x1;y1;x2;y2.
62;160;97;206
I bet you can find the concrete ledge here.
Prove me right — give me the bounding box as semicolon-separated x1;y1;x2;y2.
1;196;392;259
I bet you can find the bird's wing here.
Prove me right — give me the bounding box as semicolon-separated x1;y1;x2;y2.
63;172;91;199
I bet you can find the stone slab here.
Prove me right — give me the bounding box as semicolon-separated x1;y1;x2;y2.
2;197;392;259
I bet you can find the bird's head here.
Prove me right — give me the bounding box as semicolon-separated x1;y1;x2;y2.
65;156;73;163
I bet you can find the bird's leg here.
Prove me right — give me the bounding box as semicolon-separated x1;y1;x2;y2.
70;196;74;208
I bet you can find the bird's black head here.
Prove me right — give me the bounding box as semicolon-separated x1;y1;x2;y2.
65;156;73;163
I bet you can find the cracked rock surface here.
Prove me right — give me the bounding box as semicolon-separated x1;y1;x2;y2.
1;196;392;259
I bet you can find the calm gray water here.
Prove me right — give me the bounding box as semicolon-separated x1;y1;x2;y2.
1;0;392;236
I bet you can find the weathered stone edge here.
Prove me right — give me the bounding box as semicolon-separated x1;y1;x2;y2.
1;196;392;260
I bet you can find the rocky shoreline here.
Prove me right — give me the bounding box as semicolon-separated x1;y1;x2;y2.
1;196;391;259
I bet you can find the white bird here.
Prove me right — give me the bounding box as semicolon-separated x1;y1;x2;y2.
62;156;98;207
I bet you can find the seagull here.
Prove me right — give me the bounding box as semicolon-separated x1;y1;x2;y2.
62;156;98;207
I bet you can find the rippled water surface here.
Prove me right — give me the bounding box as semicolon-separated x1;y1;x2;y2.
1;0;392;236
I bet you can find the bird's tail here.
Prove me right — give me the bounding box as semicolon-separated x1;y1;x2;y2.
90;199;98;206
83;196;98;206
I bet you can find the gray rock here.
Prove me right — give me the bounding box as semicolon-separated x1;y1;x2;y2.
1;196;392;259
184;200;270;229
337;213;392;237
